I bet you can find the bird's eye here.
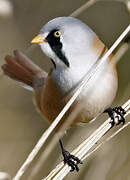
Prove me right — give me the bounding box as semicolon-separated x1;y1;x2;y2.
54;30;61;37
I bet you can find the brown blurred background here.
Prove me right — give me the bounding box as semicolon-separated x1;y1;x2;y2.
0;0;130;180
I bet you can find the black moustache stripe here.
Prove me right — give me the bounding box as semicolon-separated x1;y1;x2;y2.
51;45;70;67
46;29;70;68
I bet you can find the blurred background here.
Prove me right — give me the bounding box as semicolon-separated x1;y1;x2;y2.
0;0;130;179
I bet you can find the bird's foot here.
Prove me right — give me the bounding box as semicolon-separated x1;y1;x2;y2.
62;150;82;172
104;106;126;126
59;140;82;172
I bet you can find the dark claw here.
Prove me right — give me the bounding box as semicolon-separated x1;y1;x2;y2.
112;106;126;125
69;154;83;164
67;159;79;172
104;106;126;126
59;140;82;172
62;150;82;172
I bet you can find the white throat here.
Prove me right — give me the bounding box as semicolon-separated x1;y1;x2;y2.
52;48;103;95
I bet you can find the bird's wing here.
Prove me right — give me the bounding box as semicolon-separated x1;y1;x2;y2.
1;50;48;89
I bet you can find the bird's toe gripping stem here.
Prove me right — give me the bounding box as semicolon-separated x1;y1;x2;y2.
59;140;82;172
105;106;126;126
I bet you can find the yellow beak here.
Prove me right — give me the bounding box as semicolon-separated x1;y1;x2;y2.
31;35;46;44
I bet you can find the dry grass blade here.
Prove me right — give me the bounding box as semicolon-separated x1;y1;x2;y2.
43;99;130;180
70;0;98;17
83;121;130;161
70;0;129;17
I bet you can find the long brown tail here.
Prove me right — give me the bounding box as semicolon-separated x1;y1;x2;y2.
1;50;47;88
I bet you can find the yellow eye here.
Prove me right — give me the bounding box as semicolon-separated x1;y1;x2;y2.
54;31;61;37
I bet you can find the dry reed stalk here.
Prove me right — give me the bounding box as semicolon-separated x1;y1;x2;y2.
43;100;130;180
70;0;129;17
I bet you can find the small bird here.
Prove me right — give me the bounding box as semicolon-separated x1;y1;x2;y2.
1;17;126;171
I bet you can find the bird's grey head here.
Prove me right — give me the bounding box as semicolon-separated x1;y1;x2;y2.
31;17;96;69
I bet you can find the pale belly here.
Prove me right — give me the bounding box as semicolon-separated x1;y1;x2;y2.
35;64;118;128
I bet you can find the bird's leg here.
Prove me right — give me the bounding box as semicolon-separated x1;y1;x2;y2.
104;106;126;126
59;139;83;172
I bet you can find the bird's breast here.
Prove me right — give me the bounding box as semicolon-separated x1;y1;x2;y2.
34;62;118;129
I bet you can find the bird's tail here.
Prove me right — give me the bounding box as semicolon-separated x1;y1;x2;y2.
1;50;47;88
